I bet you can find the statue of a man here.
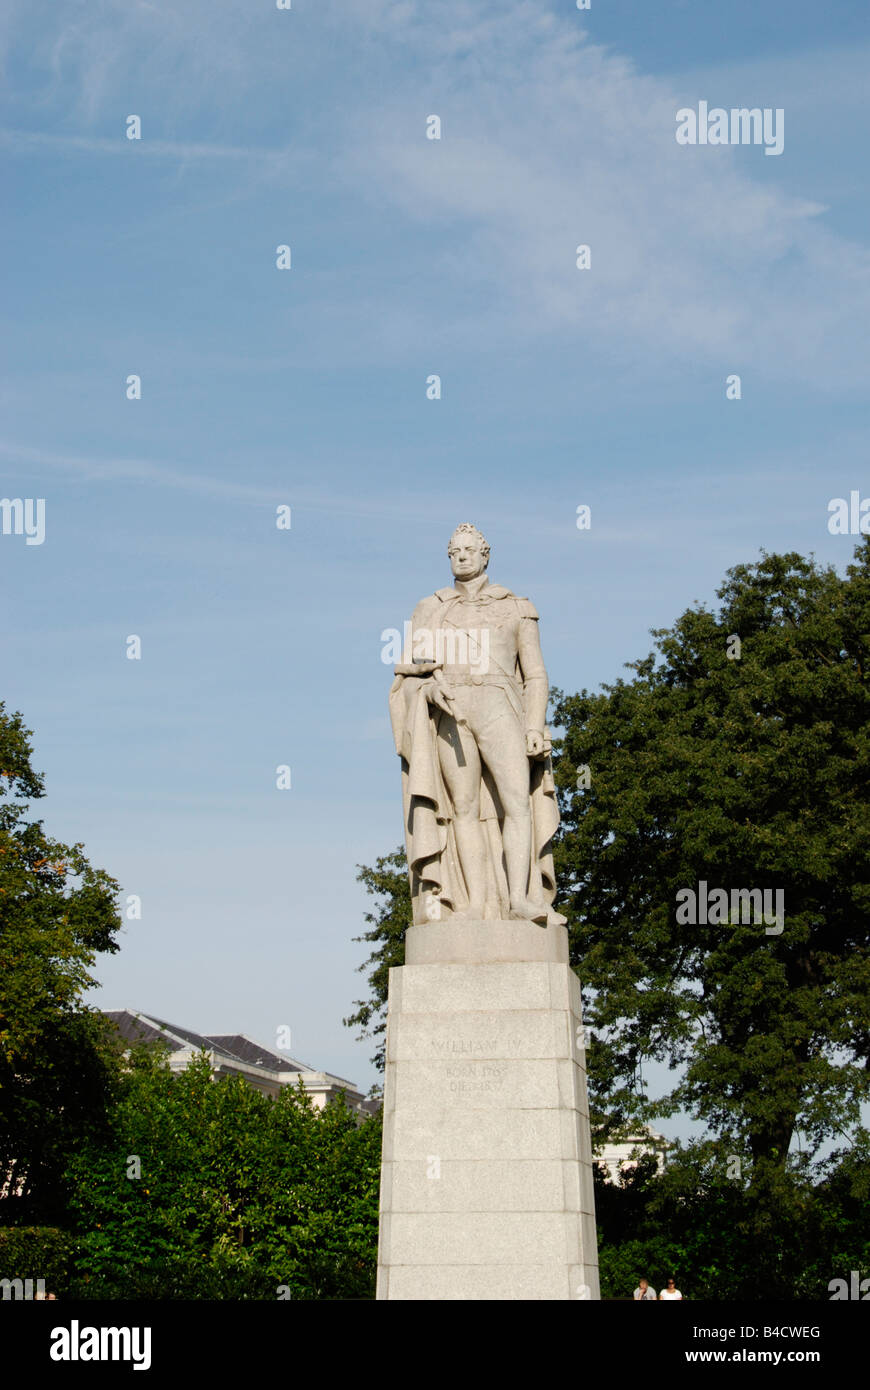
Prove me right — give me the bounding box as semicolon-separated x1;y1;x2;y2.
389;523;566;927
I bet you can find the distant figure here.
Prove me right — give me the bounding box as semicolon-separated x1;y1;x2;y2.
633;1277;656;1301
660;1277;683;1300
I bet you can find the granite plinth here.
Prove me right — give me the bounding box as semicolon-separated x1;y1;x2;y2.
376;920;600;1300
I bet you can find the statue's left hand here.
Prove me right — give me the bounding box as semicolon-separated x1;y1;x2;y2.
526;729;545;757
425;681;455;716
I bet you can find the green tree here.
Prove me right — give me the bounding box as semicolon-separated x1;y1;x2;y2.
594;1133;870;1300
552;544;870;1155
344;849;410;1072
552;542;870;1293
0;704;123;1223
65;1045;382;1299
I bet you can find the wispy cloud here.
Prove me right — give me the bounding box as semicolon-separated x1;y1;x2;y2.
0;440;278;504
3;0;869;392
332;6;869;391
0;129;292;162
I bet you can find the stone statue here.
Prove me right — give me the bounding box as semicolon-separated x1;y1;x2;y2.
389;523;566;927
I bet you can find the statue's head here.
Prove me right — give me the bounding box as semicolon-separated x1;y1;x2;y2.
447;523;489;580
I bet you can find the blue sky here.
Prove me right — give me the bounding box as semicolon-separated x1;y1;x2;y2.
2;1;868;1138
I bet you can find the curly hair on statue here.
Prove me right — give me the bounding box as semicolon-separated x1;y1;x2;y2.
447;522;490;568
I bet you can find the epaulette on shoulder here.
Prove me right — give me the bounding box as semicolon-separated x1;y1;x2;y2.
515;596;539;619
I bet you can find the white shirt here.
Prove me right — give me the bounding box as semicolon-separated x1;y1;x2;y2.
660;1288;683;1300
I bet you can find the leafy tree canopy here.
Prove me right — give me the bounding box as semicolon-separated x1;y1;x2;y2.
0;703;123;1219
552;542;870;1185
64;1045;381;1299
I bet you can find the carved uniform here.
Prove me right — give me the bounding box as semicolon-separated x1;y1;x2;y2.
390;577;560;923
407;580;549;747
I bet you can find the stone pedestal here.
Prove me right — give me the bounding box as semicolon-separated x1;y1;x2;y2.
376;920;600;1300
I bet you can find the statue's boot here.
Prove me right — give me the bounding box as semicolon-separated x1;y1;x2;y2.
509;898;550;925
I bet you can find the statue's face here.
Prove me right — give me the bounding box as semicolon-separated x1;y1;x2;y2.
448;533;486;581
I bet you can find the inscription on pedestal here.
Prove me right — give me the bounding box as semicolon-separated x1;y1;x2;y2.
431;1036;522;1055
444;1062;507;1096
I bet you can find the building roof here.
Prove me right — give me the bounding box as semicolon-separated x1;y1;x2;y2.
104;1010;314;1072
102;1010;364;1097
206;1033;304;1074
104;1009;169;1048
